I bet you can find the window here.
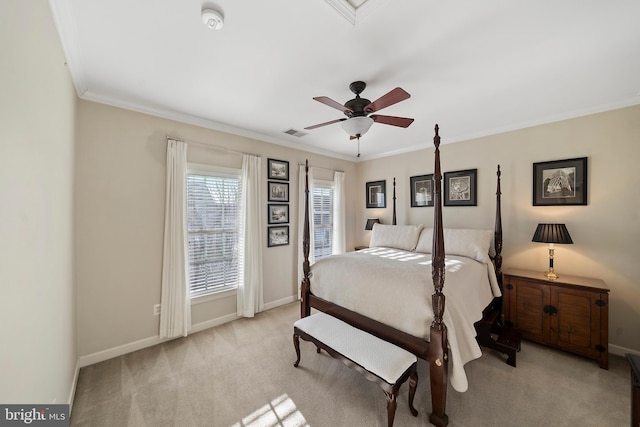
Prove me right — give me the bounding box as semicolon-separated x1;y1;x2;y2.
186;165;241;296
313;180;334;260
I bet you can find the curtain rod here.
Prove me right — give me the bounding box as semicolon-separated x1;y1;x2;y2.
166;136;260;158
297;163;344;173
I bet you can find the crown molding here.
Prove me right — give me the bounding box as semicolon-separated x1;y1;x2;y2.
80;90;358;162
322;0;388;26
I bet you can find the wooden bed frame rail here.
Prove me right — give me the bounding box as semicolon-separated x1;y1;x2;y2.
300;125;505;427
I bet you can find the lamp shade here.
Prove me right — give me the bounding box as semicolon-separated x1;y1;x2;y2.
532;223;573;244
341;116;374;137
365;218;380;230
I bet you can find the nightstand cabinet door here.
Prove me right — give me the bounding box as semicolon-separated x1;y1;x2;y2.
505;279;551;343
552;287;606;361
503;269;609;369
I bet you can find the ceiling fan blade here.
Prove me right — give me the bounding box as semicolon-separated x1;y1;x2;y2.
304;118;346;130
313;96;353;114
364;87;410;113
370;115;415;128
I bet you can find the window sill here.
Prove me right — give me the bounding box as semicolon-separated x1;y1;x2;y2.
191;288;237;305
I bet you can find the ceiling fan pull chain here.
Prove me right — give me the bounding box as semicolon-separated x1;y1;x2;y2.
357;137;361;157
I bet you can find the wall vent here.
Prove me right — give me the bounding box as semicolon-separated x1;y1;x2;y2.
283;129;308;137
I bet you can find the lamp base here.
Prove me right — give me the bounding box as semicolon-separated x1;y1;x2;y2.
544;270;559;280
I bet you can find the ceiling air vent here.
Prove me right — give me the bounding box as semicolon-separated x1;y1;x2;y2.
283;129;308;137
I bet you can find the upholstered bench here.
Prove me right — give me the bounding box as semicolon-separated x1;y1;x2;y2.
293;312;418;427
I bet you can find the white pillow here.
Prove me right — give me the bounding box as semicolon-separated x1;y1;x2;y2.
369;224;424;251
415;227;493;264
415;227;434;254
444;228;493;263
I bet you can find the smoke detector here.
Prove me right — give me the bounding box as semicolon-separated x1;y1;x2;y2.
202;8;224;30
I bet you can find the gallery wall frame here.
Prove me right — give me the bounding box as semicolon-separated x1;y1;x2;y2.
366;180;386;208
410;174;434;207
267;204;289;224
268;181;289;202
267;158;289;181
444;169;477;206
533;157;587;206
267;225;289;247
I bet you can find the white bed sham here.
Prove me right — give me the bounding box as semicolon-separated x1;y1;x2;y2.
309;247;501;392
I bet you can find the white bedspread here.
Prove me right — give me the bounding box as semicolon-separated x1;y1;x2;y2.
309;247;502;392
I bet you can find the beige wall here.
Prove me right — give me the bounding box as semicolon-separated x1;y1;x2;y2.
0;1;78;404
3;0;636;409
75;101;358;359
357;106;640;353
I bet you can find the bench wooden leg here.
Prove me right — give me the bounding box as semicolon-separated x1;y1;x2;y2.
408;371;418;417
293;333;301;367
385;392;397;427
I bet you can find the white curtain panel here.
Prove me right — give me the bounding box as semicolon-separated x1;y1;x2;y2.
237;154;264;317
332;171;346;255
297;164;315;298
159;139;191;338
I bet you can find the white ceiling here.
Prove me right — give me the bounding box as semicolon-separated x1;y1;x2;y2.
50;0;640;161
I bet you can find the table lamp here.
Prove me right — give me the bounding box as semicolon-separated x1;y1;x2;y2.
532;223;573;280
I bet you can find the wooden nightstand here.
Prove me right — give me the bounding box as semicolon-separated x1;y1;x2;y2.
503;268;609;369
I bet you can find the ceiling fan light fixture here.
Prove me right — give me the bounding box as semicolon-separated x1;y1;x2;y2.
202;8;224;30
341;116;374;137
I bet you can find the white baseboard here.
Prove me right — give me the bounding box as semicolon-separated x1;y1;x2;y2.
609;343;640;357
68;360;80;411
77;296;299;368
263;295;298;311
78;335;170;368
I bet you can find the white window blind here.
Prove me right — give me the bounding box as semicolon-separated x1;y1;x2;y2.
313;181;334;260
186;168;241;296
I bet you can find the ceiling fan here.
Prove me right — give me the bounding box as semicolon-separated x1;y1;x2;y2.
305;81;415;144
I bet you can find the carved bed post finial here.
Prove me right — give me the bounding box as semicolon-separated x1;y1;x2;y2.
393;177;397;225
301;159;311;317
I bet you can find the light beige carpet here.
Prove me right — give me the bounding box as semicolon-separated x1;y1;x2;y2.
71;302;630;426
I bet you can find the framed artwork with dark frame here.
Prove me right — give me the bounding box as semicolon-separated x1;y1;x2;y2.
410;174;434;207
444;169;477;206
267;204;289;224
267;158;289;181
365;180;386;208
268;181;289;202
267;225;289;247
533;157;587;206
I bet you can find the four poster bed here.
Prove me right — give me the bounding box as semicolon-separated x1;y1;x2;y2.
299;125;516;426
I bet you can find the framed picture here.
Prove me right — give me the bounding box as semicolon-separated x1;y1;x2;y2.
410;174;434;207
268;181;289;202
268;158;289;181
267;225;289;247
533;157;587;206
444;169;477;206
268;204;289;224
366;180;386;208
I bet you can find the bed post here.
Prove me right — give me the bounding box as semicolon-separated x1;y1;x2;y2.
475;164;520;366
428;124;449;427
494;165;503;290
300;160;311;318
392;177;397;225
